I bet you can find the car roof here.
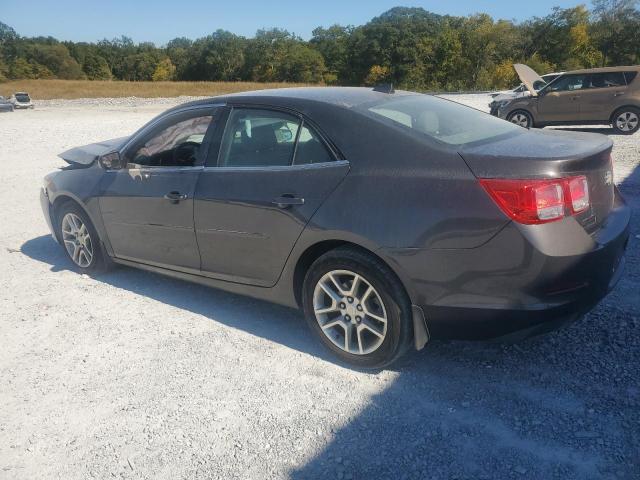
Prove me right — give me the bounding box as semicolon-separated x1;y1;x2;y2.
180;87;418;111
562;65;640;75
14;92;29;95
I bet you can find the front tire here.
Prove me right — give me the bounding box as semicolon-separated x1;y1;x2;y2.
302;247;413;369
612;107;640;135
507;110;533;129
56;202;106;273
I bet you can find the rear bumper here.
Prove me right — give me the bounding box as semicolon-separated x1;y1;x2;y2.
385;192;631;341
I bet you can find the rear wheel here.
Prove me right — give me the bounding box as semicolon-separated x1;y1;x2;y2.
612;107;640;135
302;247;412;369
507;110;533;129
56;202;106;272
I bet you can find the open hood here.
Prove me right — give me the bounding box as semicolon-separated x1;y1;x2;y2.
514;64;544;97
58;136;129;167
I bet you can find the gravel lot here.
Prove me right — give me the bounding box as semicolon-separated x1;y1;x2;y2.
1;94;638;480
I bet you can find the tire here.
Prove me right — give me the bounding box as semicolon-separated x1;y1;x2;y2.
507;110;533;129
302;246;413;369
55;201;108;273
612;107;640;135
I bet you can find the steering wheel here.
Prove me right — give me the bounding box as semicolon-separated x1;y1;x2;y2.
172;141;201;166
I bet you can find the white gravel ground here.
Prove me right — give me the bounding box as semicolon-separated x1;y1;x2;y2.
0;94;639;480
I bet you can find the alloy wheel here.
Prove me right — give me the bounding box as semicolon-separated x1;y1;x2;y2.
510;112;530;128
312;270;388;355
615;111;639;132
61;213;94;268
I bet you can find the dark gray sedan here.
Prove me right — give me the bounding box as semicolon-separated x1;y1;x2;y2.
40;87;630;368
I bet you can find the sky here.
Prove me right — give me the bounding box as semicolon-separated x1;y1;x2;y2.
3;0;586;45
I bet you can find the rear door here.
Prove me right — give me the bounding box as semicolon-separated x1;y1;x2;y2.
537;74;586;122
579;72;628;122
99;106;220;271
194;107;349;286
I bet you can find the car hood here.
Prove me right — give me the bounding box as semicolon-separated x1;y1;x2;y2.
491;90;531;104
58;136;129;166
459;128;613;179
514;64;544;97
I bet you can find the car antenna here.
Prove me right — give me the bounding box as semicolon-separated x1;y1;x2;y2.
373;83;395;94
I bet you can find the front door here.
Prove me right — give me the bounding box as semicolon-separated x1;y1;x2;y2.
537;74;587;123
99;107;220;270
194;107;349;286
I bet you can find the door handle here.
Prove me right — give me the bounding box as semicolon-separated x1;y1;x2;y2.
164;191;188;204
272;194;305;208
572;95;580;100
614;92;625;97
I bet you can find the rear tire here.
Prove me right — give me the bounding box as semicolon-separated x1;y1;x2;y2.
507;110;533;129
302;247;413;369
55;201;108;273
612;107;640;135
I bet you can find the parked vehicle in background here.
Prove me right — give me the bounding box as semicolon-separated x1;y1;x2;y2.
494;65;640;134
40;87;630;368
490;68;564;115
10;92;34;109
0;96;14;113
490;71;563;98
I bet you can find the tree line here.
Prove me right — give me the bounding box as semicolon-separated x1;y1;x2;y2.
1;1;639;91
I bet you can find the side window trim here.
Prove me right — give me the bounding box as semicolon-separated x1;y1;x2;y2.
121;105;221;169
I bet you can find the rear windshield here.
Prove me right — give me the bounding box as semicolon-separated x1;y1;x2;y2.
362;95;521;146
15;94;30;102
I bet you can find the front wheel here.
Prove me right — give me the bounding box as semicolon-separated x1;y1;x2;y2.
302;247;413;369
56;202;106;272
507;110;533;129
612;107;639;135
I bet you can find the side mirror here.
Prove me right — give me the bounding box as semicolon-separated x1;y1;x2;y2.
99;151;126;170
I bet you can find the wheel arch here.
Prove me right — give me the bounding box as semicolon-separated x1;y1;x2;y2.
291;239;413;310
50;194;94;243
609;104;640;123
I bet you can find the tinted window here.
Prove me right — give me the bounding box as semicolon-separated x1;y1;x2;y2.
588;72;626;88
128;113;214;167
15;94;30;102
294;124;334;165
364;95;521;146
546;74;587;92
219;109;300;167
624;71;638;84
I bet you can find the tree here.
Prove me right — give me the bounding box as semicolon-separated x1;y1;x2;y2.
83;52;112;80
591;0;640;65
183;30;245;81
152;57;176;81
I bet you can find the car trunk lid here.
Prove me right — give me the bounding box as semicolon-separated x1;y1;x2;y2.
459;129;615;233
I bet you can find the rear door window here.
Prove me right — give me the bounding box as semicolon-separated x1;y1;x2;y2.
293;124;335;165
588;72;627;88
219;109;300;167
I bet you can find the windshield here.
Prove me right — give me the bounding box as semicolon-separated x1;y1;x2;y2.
15;94;30;102
362;95;522;146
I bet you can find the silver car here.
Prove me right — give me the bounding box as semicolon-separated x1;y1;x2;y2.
10;92;34;109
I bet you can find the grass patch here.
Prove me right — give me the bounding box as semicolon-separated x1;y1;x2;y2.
0;79;315;100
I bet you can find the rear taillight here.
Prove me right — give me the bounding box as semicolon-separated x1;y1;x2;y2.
480;176;590;225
